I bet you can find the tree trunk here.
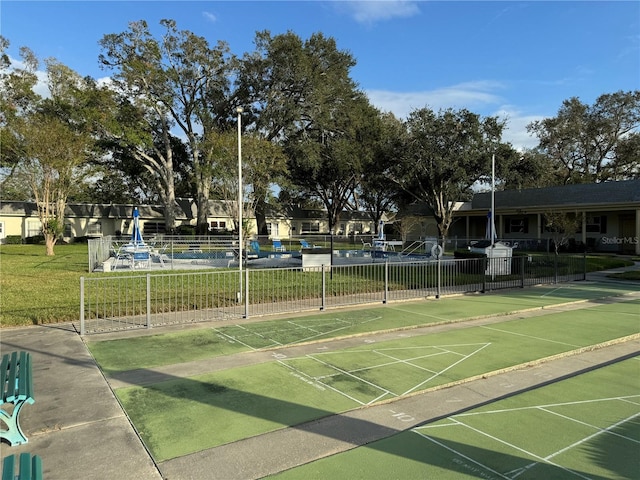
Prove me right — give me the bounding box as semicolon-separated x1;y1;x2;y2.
45;234;56;256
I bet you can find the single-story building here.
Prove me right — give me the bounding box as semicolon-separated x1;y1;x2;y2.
1;180;638;254
0;198;383;244
445;179;640;255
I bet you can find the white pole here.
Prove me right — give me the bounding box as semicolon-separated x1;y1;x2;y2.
237;107;243;302
491;153;495;248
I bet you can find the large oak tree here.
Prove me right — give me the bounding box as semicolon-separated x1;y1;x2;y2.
391;107;511;248
527;90;640;184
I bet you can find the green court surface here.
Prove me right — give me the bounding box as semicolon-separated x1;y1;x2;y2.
269;357;640;480
88;281;637;374
112;298;639;462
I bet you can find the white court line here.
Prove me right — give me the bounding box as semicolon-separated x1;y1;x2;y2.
287;320;322;334
223;324;284;346
449;418;593;480
277;360;368;405
402;343;492;396
621;396;640;406
454;395;640;417
312;349;447;377
301;354;396;400
545;411;640;460
281;316;382;346
540;286;571;298
514;412;640;478
311;342;490;355
371;350;445;375
386;305;451;322
212;328;267;350
412;430;511;480
540;407;640;444
480;325;581;348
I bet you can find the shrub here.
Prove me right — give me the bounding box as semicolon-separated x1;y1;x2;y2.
24;235;45;244
5;235;22;244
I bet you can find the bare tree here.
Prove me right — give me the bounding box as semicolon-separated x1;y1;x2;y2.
544;211;580;255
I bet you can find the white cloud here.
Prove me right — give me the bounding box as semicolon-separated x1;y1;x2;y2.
366;81;505;118
335;1;420;24
365;83;546;150
202;11;217;23
493;107;543;151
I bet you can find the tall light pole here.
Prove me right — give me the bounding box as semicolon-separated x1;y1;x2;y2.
491;152;495;249
236;106;243;303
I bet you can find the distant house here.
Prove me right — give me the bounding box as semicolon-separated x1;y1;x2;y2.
0;199;382;244
445;179;640;255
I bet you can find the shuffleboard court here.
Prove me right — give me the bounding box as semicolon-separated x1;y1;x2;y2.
113;298;639;462
269;357;640;480
89;280;639;374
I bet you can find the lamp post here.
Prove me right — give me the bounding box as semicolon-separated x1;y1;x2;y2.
236;106;243;303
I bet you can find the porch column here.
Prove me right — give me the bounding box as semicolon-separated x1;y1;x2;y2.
636;209;640;255
465;216;470;242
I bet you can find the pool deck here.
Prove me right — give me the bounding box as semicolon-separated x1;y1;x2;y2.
95;249;433;272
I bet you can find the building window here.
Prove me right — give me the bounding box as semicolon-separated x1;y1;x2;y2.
88;221;102;235
143;222;166;234
268;223;280;237
506;217;528;234
585;216;607;234
26;221;41;237
350;223;363;234
209;221;227;231
301;222;319;233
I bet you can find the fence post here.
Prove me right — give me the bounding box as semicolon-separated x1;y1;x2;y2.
436;256;441;299
79;276;85;336
383;261;388;304
583;252;587;281
244;267;249;318
146;274;151;329
321;265;326;311
554;254;558;284
520;255;525;288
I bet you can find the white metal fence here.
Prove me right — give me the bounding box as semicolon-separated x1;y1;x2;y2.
79;254;586;335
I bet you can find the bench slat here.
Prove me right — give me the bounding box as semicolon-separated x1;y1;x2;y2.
2;454;15;480
31;455;43;480
0;353;9;401
6;351;18;402
2;454;43;480
17;351;31;401
19;452;31;479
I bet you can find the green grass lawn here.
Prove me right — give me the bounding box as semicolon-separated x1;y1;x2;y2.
269;358;640;479
111;298;639;461
1;243;635;327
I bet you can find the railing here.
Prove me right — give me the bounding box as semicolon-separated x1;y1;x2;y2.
79;254;586;335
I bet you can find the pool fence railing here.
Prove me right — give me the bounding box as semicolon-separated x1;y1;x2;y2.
79;253;587;335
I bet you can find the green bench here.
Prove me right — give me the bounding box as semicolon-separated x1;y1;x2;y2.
1;351;35;446
2;453;42;480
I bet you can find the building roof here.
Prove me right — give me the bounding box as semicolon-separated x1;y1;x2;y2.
472;179;640;211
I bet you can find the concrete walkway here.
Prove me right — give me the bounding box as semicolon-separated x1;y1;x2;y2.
1;265;638;480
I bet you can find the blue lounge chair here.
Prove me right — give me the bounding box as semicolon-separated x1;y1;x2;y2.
250;240;261;253
272;239;285;252
299;239;317;249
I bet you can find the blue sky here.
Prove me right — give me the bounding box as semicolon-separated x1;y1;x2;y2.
2;1;639;149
